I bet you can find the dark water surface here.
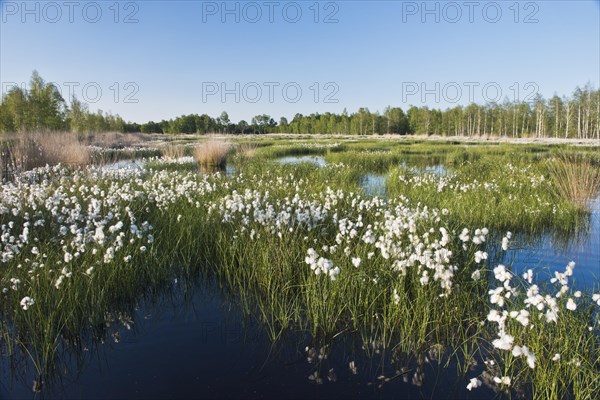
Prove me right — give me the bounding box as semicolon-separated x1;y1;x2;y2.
504;196;600;290
0;279;497;399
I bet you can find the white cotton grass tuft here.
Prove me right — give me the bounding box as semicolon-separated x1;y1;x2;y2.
466;377;482;391
493;376;511;386
474;250;487;264
509;309;530;327
492;333;514;350
493;264;512;283
349;361;358;375
522;269;533;284
54;275;65;289
501;233;511;251
512;345;537;368
20;296;35;310
305;248;339;280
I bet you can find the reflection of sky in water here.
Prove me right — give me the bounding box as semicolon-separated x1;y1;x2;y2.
360;174;387;198
225;164;236;176
401;162;450;177
102;159;144;171
277;156;327;167
359;164;449;199
496;197;600;290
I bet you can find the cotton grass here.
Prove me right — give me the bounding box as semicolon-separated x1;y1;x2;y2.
0;140;599;399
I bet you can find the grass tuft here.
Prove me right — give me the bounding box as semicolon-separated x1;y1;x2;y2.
161;144;185;160
1;132;89;178
194;140;231;167
546;153;600;210
236;142;259;160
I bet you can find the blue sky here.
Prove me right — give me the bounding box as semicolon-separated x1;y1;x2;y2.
1;0;599;123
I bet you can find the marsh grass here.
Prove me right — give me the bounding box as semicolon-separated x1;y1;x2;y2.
88;146;160;165
36;132;90;166
482;273;600;400
236;142;259;160
161;144;186;160
1;139;21;181
387;158;583;233
88;131;149;148
1;140;599;399
1;132;89;179
194;140;231;167
258;143;330;159
546;153;600;210
325;150;405;172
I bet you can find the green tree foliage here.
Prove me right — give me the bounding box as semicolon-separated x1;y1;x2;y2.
251;115;275;134
0;71;67;132
218;111;230;133
141;121;163;134
66;96;88;133
0;71;138;134
3;71;599;139
0;86;28;132
27;71;66;130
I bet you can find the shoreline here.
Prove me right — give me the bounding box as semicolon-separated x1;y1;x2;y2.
160;132;600;146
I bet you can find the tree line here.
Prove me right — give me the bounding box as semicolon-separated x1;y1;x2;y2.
2;71;599;139
0;71;141;134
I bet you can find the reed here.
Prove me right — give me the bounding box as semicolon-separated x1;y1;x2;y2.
546;153;600;210
236;142;259;159
194;140;231;167
1;132;89;178
161;144;185;160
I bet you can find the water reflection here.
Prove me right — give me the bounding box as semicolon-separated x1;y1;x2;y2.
102;159;144;171
359;174;387;198
273;155;449;200
277;156;328;167
0;277;500;400
499;196;600;290
401;162;450;177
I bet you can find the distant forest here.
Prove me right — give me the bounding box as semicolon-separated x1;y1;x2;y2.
1;71;599;139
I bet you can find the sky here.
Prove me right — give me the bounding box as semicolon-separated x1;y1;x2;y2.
1;0;599;123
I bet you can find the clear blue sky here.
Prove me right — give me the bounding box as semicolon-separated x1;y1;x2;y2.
1;0;599;123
